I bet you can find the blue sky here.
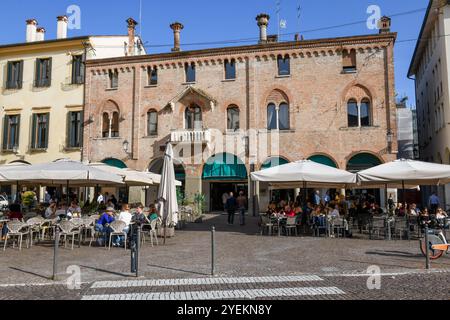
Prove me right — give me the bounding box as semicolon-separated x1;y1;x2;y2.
0;0;429;106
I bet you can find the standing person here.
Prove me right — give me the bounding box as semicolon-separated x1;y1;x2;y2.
314;190;321;206
110;195;118;209
428;192;440;215
387;194;395;215
323;191;331;206
44;190;51;204
222;192;229;213
226;192;237;225
236;191;247;226
97;192;104;204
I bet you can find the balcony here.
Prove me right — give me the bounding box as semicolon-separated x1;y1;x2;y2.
170;129;211;144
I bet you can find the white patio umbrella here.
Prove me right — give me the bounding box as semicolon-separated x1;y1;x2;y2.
357;159;450;207
89;163;154;186
146;172;182;186
157;143;179;244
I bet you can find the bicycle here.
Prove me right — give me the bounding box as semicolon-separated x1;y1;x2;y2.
419;219;450;260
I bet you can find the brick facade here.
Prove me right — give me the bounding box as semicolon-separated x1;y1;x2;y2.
83;32;398;210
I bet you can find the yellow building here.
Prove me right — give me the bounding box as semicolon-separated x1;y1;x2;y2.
0;16;144;199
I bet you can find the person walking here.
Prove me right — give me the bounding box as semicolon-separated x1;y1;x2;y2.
226;192;237;225
237;191;247;226
222;192;229;213
428;192;440;215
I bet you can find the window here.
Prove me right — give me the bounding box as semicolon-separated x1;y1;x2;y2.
227;106;239;130
347;100;359;127
67;111;82;148
102;113;110;138
224;59;236;80
71;55;85;85
109;69;119;89
185;62;196;83
6;61;23;89
342;49;356;73
347;99;371;128
360;99;371;127
147;110;158;135
35;58;52;87
111;112;119;137
31;113;49;149
267;103;290;130
148;67;157;85
277;54;290;76
2;115;20;151
185;105;202;129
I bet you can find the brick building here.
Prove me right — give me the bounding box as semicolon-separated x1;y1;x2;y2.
83;14;398;212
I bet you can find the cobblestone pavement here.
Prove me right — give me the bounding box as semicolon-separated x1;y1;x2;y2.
0;214;449;300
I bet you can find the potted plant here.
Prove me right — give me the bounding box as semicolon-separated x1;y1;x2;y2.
193;193;206;223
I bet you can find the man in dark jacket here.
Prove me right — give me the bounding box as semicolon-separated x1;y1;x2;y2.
226;192;237;225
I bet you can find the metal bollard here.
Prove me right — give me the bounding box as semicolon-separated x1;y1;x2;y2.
424;225;430;270
136;227;140;278
211;226;215;276
52;227;59;281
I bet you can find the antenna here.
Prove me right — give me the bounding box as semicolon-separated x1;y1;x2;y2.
276;0;281;40
139;0;143;39
297;1;302;34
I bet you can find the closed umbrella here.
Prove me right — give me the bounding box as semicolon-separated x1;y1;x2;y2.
157;144;179;244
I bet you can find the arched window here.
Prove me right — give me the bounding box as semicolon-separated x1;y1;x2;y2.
227;106;240;130
267;103;277;130
360;99;371;127
347;99;359;127
111;112;119;137
102;113;109;138
185;105;202;129
224;59;236;80
278;103;290;130
267;102;290;130
277;54;290;76
147;109;158;135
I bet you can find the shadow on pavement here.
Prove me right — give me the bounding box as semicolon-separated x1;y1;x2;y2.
365;250;423;258
147;264;210;276
9;267;51;281
79;265;132;278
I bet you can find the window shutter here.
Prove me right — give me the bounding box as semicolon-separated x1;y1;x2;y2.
6;62;13;89
2;116;8;150
71;57;77;84
67;112;72;148
35;59;41;87
15;115;20;147
31;114;37;149
79;111;84;147
79;55;85;83
44;113;50;148
17;61;24;89
46;58;52;86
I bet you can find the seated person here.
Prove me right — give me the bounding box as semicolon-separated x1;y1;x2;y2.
2;204;23;238
148;204;159;221
95;207;116;246
116;204;132;247
436;208;448;220
330;205;340;219
67;201;81;218
45;201;57;219
284;205;296;218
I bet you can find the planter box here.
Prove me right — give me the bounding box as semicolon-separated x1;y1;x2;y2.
157;227;175;238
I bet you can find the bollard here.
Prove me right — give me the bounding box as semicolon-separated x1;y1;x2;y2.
131;224;138;275
52;227;59;281
136;227;140;278
211;226;215;276
424;225;430;270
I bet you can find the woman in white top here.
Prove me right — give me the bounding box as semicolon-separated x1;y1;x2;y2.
45;202;57;219
118;204;132;227
330;205;340;219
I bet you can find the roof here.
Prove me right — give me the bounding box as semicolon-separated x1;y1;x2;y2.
0;36;91;50
407;0;446;77
86;32;397;66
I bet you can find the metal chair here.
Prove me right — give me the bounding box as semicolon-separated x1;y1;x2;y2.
394;216;408;240
259;215;274;236
57;221;81;250
108;220;128;250
26;217;44;247
284;217;298;236
331;217;346;238
3;221;29;251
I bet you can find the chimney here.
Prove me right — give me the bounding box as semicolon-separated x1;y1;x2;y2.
26;19;38;42
256;13;270;43
57;15;68;39
126;18;138;56
36;27;46;41
378;16;391;34
170;22;184;52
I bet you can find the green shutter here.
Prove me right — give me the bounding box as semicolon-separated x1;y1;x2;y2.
46;58;52;86
17;61;23;89
79;55;85;83
44;113;49;148
31;114;37;149
15;115;20;147
67;112;71;148
308;155;337;168
2;116;8;150
6;62;12;89
79;111;84;148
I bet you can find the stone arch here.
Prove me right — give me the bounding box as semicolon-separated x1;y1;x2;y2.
264;88;290;106
345;151;384;172
259;156;290;171
342;83;373;103
307;153;339;169
101;99;120;118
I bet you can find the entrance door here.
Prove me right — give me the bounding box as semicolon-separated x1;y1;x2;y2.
210;183;248;212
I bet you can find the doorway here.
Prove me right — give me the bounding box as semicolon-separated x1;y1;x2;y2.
209;182;248;212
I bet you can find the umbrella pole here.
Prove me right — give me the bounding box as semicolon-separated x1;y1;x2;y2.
66;180;70;215
16;181;19;204
402;180;406;212
385;184;388;214
163;219;167;245
302;181;307;207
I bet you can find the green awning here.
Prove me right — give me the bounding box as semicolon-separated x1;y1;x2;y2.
102;158;127;169
202;153;247;181
308;155;337;168
261;157;289;170
347;153;382;172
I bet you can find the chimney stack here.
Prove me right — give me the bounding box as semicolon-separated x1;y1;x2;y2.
378;16;391;34
57;15;68;39
36;27;46;41
26;19;38;42
256;13;270;44
170;22;184;52
126;18;138;56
